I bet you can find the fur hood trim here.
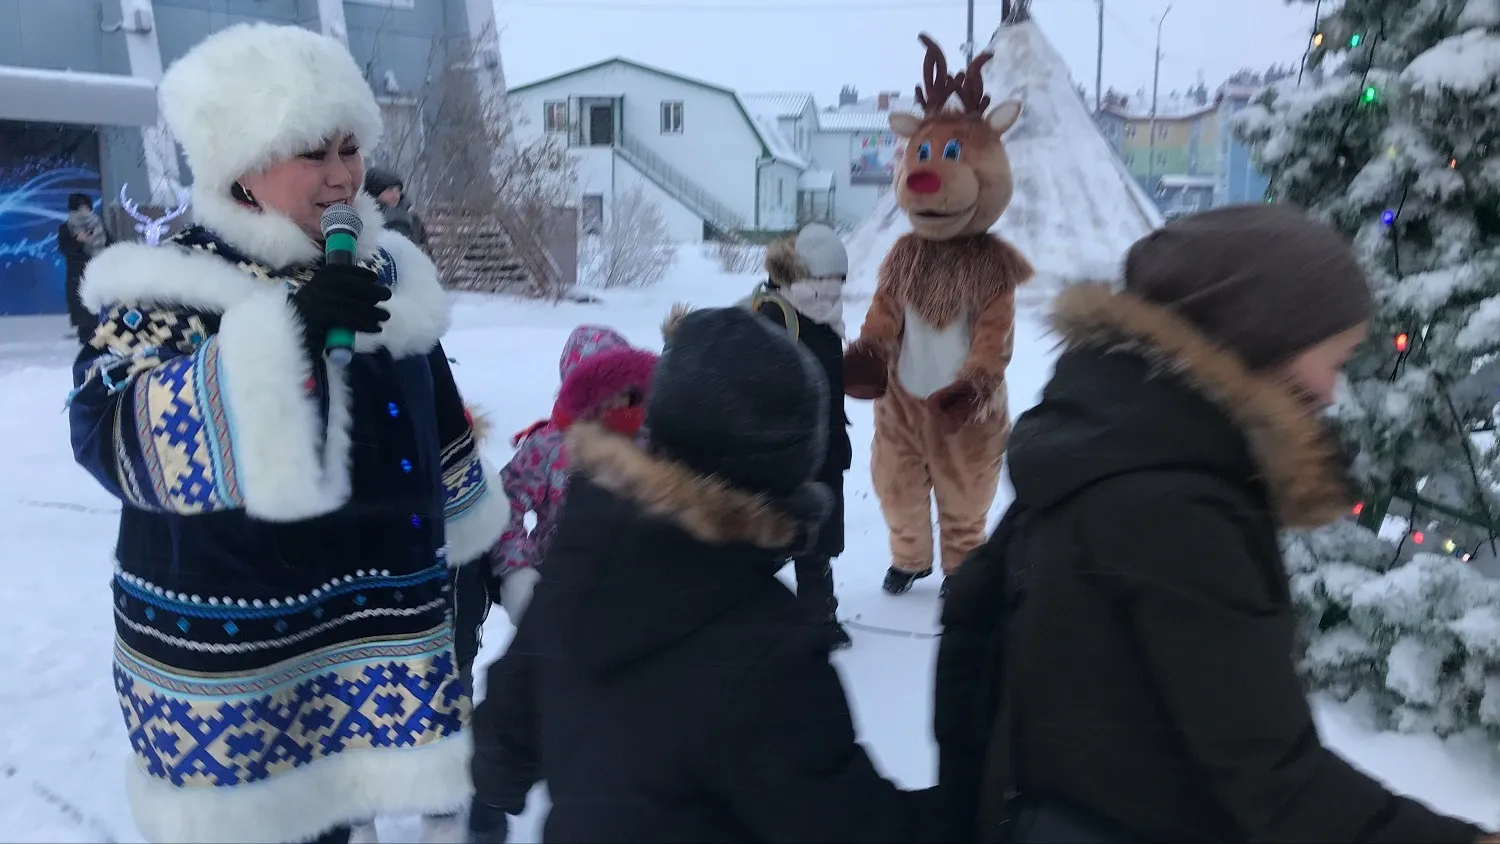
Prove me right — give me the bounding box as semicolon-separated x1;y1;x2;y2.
1051;284;1350;528
79;224;449;359
662;303;693;342
160;23;382;197
565;422;802;549
557;348;658;420
764;237;805;287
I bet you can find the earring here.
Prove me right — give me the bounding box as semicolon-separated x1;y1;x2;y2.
231;182;258;207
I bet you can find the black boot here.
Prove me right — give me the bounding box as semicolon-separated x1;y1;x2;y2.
827;619;853;650
794;555;851;651
882;565;932;595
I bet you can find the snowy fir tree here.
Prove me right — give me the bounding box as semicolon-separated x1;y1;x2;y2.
1237;0;1500;740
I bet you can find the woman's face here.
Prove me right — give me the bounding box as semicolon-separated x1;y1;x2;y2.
1275;321;1369;410
237;134;365;240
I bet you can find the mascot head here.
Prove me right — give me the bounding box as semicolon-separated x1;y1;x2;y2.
889;34;1022;241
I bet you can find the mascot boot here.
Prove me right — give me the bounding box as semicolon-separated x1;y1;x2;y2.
844;33;1034;597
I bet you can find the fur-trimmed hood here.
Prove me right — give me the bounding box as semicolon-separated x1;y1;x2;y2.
565;422;812;550
1011;284;1351;529
765;237;805;287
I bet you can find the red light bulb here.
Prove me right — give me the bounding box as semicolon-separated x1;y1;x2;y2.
1352;502;1365;515
1395;332;1409;352
1412;531;1425;544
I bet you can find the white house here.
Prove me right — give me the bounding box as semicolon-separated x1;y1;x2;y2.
747;88;921;230
506;58;814;242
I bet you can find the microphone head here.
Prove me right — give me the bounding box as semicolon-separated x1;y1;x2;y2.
320;203;362;239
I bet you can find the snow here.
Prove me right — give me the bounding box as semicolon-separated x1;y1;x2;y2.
1459;0;1500;30
742;92;813;120
843;21;1163;297
738;96;808;168
816;108;913;134
1404;29;1500;94
5;245;1500;840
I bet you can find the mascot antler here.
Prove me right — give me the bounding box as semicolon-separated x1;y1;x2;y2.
954;53;994;114
913;35;995;117
914;33;957;116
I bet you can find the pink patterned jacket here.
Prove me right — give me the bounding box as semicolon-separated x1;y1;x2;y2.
493;325;656;576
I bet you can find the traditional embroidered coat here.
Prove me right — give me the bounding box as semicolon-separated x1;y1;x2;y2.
66;197;505;844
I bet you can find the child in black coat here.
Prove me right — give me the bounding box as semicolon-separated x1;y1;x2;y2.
468;306;931;843
751;223;853;649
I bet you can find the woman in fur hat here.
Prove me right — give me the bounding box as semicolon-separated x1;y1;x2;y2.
65;23;504;844
752;223;854;650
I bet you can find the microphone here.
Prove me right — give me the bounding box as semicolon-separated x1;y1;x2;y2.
319;203;363;366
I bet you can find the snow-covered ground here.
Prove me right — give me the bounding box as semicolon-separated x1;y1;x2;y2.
4;246;1500;841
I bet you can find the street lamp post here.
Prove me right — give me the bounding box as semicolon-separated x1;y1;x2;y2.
1147;3;1173;191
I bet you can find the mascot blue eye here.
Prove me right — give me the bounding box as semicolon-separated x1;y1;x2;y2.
943;139;961;160
917;142;931;161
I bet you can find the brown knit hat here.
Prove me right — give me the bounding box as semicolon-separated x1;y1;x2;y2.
1123;204;1373;370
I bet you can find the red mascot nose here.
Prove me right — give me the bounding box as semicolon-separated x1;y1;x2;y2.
906;171;942;194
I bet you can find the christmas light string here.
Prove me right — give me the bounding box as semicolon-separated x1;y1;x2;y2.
1297;0;1325;87
1280;16;1494;560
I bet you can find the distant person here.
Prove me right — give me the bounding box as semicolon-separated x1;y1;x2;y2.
749;223;854;650
58;192;106;343
365;166;427;245
468;307;933;844
934;204;1496;843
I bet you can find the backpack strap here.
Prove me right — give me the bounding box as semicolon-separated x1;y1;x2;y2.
751;287;800;342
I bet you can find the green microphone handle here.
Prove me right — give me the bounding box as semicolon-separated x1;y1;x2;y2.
323;230;359;365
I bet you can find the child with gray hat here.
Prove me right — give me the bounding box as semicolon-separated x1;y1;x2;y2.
751;222;854;649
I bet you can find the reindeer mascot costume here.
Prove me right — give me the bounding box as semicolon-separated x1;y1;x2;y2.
845;33;1033;598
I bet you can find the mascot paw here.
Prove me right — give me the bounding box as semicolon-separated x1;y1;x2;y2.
930;382;983;432
844;344;889;400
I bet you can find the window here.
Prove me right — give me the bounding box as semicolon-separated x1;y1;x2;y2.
347;0;415;7
581;194;604;235
777;178;784;207
1124;124;1137;139
543;101;567;133
661;100;684;134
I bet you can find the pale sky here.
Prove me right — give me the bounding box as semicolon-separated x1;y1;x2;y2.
493;0;1318;106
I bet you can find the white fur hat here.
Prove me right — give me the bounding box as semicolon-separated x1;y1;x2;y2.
159;23;383;193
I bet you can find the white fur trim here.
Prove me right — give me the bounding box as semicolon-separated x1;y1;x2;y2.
81;241;263;315
160;23;382;196
445;461;508;567
189;190;388;271
80;205;447;360
501;565;541;625
216;289;354;521
124;732;472;844
365;229;451;359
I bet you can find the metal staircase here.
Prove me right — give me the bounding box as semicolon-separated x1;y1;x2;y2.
615;135;746;237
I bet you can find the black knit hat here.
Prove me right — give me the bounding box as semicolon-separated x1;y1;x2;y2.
1123;203;1373;370
648;307;828;498
363;166;403;197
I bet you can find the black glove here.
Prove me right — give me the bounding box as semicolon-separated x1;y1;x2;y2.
467;801;510;844
289;263;392;361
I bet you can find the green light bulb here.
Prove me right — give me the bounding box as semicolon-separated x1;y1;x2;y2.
1349;33;1362;47
1362;86;1378;103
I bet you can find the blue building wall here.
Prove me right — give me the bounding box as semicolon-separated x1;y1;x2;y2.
1218;96;1271;205
0;0;477;314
